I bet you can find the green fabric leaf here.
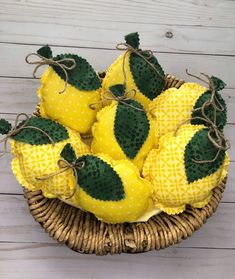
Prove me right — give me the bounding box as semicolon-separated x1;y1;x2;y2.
114;100;150;159
184;128;225;183
75;155;125;201
37;45;53;59
191;90;227;129
109;84;125;97
52;54;101;91
0;119;12;135
130;52;165;100
125;32;140;49
12;117;69;145
60;143;76;163
211;76;226;91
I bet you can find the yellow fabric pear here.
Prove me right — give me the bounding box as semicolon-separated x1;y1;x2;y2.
91;85;156;170
28;45;102;134
68;153;160;224
149;80;227;140
3;116;90;200
102;32;165;109
143;124;229;214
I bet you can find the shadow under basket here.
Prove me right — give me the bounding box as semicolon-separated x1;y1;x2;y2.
23;74;227;255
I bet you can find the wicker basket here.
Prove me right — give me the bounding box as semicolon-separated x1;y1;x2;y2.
23;74;227;255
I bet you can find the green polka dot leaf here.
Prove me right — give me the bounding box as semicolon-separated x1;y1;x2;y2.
12;117;69;145
191;90;227;130
211;76;226;91
114;100;150;159
109;84;126;97
0;119;12;135
37;45;53;59
184;128;225;183
52;53;101;91
129;52;165;100
75;155;125;201
60;143;77;163
124;32;140;49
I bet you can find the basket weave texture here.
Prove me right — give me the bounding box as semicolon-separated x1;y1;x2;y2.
23;75;226;255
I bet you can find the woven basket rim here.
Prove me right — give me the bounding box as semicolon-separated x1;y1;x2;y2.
23;74;226;255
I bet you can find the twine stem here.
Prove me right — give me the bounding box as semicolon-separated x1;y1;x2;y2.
25;53;76;93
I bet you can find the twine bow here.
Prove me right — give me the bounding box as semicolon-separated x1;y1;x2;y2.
0;113;55;158
174;70;230;163
36;159;85;200
116;42;166;87
25;53;76;93
89;88;144;111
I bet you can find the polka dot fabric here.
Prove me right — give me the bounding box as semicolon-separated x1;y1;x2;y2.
91;101;156;170
143;124;229;214
71;153;160;224
38;67;102;134
102;52;154;109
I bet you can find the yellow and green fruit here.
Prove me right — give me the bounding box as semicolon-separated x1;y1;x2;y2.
102;32;165;109
0;117;90;199
143;124;229;214
149;78;227;140
36;45;102;134
91;85;156;170
63;152;159;224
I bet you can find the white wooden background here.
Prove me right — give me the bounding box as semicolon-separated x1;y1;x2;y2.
0;1;235;278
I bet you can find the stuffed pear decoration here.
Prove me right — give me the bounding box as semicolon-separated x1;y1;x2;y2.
0;115;90;199
91;85;156;170
102;32;165;109
65;153;159;224
26;45;102;134
149;72;227;140
143;124;229;214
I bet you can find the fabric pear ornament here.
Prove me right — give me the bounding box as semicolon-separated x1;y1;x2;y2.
102;32;165;109
143;124;229;214
149;73;227;139
26;45;102;134
0;115;90;199
91;85;156;170
59;150;160;224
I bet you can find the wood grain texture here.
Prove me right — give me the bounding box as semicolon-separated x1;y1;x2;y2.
1;44;235;88
0;194;235;248
0;0;235;276
1;0;235;54
1;243;235;279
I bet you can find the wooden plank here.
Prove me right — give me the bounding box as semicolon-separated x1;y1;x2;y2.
1;0;235;28
0;194;235;248
0;243;235;279
0;43;235;88
0;77;234;122
0;78;38;114
1;1;235;55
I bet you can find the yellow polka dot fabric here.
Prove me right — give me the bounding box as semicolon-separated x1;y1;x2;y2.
143;124;229;214
148;82;207;139
70;153;159;224
102;52;152;109
11;128;90;201
91;101;156;170
38;67;102;134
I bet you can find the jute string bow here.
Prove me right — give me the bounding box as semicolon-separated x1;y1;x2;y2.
116;42;165;87
0;113;55;158
36;159;85;200
174;70;230;163
25;53;76;93
89;88;144;111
